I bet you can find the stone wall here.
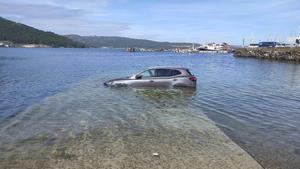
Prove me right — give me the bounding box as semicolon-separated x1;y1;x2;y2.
234;47;300;62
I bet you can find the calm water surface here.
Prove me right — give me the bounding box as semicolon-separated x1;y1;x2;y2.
0;48;300;168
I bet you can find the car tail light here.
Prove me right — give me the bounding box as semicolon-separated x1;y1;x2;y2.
189;76;197;82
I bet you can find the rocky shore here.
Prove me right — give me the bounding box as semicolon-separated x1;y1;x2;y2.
234;47;300;62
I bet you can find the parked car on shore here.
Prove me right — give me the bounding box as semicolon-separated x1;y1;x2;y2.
104;66;197;88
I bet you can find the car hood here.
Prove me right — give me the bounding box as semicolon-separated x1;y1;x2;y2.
103;77;130;86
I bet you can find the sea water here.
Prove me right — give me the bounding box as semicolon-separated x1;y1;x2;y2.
0;48;299;168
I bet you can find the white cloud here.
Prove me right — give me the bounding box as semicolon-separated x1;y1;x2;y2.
23;18;131;36
1;0;300;43
0;3;85;19
0;1;131;36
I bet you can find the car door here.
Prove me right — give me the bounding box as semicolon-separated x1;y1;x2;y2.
130;69;180;88
150;69;174;88
129;69;156;87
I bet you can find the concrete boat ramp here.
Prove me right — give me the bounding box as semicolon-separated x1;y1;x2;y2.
0;80;263;169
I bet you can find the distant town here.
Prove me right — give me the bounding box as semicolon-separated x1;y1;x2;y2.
126;36;300;54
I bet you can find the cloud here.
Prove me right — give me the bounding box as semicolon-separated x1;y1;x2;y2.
23;18;131;36
1;0;300;43
0;1;131;36
0;2;85;19
5;0;109;10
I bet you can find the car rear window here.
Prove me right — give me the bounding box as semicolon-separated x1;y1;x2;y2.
186;69;192;75
154;69;181;77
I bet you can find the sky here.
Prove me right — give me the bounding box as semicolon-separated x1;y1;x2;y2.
1;0;300;44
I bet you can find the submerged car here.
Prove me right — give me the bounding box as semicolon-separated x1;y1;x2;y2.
104;66;197;88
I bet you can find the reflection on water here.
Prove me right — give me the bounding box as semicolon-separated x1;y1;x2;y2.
0;48;300;168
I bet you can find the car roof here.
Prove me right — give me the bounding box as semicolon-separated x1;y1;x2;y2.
147;66;189;70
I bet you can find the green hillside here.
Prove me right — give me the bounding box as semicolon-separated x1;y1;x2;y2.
0;17;85;48
66;35;196;49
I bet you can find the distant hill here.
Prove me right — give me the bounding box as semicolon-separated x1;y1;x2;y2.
0;17;85;48
66;35;196;49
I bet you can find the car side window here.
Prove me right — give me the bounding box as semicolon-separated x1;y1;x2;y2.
170;70;181;76
154;69;181;77
139;69;154;79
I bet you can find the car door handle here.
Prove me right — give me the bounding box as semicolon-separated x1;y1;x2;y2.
173;79;177;81
149;80;154;82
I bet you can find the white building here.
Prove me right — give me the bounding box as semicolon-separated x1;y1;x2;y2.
287;36;300;46
248;44;259;48
199;43;224;51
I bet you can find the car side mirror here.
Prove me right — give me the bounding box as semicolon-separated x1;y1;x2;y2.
135;74;142;79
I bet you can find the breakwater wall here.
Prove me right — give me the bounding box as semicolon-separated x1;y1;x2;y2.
234;47;300;62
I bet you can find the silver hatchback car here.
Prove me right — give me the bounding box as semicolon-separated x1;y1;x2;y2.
104;66;197;88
